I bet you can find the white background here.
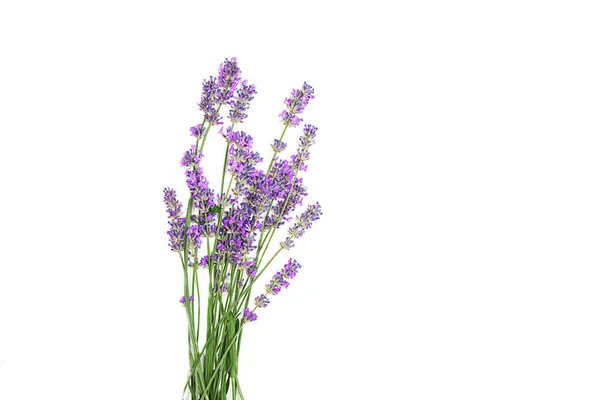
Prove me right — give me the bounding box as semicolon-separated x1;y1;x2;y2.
1;1;599;399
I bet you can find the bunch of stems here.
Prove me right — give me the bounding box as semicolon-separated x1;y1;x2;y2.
178;108;295;400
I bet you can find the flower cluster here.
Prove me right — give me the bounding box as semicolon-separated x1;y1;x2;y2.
214;206;259;265
271;139;287;153
229;80;257;123
242;308;257;323
261;258;302;301
254;294;270;308
281;203;322;250
180;296;195;304
291;124;318;172
279;82;315;127
163;188;182;219
181;145;202;168
218;57;242;103
163;188;185;252
190;124;206;139
229;147;262;177
198;77;221;125
183;149;216;226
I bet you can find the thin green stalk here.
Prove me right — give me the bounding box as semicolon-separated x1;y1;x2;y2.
182;316;231;399
179;251;197;350
220;142;231;199
205;325;244;390
234;375;245;400
203;118;237;395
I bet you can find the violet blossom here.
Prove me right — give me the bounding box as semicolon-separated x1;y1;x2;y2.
279;82;315;127
229;80;257;123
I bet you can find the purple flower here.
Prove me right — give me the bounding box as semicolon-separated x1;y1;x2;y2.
246;261;258;278
181;145;203;168
214;206;259;264
282;202;322;249
282;258;302;279
268;159;295;198
163;188;182;219
242;308;257;323
260;258;302;308
271;139;287;154
190;124;206;139
265;271;289;295
219;282;229;293
280;82;315;127
229;80;257;123
198;255;209;268
187;224;202;249
167;217;186;252
279;237;294;250
198;76;221;125
179;296;194;304
221;127;254;150
221;129;263;184
218;57;242;103
291;124;318;171
269;177;308;229
279;111;302;127
255;294;270;308
186;164;216;215
299;124;317;148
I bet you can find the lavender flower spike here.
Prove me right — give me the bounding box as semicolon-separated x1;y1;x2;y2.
279;82;315;127
291;124;318;171
190;124;206;139
281;202;322;249
255;294;270;308
263;258;302;296
167;218;186;252
229;80;257;123
163;188;186;252
218;57;242;103
198;76;221;125
163;188;182;219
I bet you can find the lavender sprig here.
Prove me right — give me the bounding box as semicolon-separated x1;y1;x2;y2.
251;259;302;319
218;57;242;103
279;82;315;127
229;80;257;123
198;77;221;125
281;202;322;249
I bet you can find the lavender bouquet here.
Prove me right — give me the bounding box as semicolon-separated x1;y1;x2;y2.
162;58;322;400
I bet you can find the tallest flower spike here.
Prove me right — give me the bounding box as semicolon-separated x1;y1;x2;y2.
218;57;242;103
198;57;242;126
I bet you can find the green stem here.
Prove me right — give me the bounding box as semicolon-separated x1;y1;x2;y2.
205;325;244;390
